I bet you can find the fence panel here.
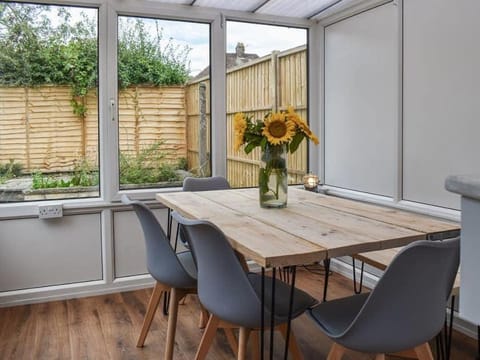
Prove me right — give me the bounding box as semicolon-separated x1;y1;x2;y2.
0;85;186;173
185;46;308;188
0;87;28;168
118;86;187;164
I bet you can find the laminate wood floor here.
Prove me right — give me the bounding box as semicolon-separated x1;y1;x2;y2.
0;267;477;359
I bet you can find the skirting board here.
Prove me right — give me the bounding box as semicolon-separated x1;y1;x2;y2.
0;275;155;308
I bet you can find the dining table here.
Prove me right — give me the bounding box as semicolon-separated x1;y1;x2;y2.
156;186;460;359
157;187;459;267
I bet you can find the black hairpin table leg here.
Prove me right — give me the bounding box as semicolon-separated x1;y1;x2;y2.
323;259;331;302
352;257;365;294
283;266;296;360
477;325;480;360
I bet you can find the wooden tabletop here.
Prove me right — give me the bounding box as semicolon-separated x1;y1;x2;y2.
156;187;460;268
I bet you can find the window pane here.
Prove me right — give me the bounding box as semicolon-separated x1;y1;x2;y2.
0;3;99;202
117;16;210;190
225;21;309;188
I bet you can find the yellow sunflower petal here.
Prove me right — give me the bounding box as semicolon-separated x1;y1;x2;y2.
234;112;247;131
233;112;248;151
234;134;245;151
285;107;319;143
309;133;320;145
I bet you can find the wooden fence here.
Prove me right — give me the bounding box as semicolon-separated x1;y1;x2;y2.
118;86;186;162
0;85;186;173
186;45;308;188
0;86;97;172
0;45;308;187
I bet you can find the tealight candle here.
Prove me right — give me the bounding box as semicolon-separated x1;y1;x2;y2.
303;174;319;191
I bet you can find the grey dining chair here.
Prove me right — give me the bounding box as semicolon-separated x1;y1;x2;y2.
308;237;460;360
182;175;231;192
169;176;231;251
121;194;199;360
172;211;317;360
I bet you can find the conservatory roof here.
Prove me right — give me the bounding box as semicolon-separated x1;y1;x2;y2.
151;0;362;20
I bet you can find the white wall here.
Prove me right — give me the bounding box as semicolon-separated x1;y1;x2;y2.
403;0;480;209
113;208;167;278
0;214;102;292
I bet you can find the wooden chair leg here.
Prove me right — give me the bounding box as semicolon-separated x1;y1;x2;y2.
375;354;386;360
390;348;418;358
195;315;220;360
198;305;209;329
136;281;168;347
238;327;251;360
414;342;434;360
327;343;346;360
278;323;303;360
251;330;260;360
164;288;186;360
224;328;238;356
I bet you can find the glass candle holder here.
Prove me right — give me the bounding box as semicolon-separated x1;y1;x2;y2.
303;174;319;191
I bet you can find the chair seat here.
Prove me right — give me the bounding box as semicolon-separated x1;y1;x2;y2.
248;272;318;322
309;293;369;337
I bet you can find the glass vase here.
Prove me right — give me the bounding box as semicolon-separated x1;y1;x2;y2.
259;144;288;208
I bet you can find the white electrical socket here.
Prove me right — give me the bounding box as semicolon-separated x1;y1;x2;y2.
38;204;63;219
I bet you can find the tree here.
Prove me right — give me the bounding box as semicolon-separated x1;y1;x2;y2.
118;17;191;87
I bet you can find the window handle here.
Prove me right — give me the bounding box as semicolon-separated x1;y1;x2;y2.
110;99;116;122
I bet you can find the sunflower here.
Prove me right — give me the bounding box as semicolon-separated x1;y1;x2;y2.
234;113;247;151
232;106;318;154
286;106;319;145
262;112;296;145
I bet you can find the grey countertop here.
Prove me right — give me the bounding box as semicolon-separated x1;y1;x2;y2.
445;174;480;201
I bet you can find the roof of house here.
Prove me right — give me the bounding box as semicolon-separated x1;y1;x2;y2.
191;42;259;81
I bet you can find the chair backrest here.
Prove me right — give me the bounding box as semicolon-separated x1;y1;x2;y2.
339;237;460;353
121;195;196;289
182;176;231;192
177;176;230;247
171;211;267;329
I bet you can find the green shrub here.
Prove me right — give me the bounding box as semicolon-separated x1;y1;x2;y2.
0;160;23;178
31;158;98;190
176;157;188;171
120;142;180;184
0;159;23;184
31;171;63;189
71;158;99;187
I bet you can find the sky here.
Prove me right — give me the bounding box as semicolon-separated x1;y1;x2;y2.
159;19;307;75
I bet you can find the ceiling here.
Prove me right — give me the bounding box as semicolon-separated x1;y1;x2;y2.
152;0;362;20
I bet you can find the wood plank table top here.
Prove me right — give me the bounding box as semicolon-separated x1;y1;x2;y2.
156;187;460;268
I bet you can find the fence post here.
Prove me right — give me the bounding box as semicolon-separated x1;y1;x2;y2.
270;50;279;112
198;82;208;176
134;87;140;156
24;87;31;171
80;96;87;158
